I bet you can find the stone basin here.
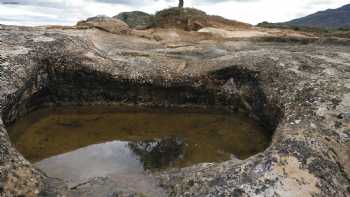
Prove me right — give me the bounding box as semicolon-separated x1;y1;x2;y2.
7;105;270;196
0;25;349;196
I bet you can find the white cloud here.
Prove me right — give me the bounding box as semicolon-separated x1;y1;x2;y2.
0;0;348;26
194;0;350;24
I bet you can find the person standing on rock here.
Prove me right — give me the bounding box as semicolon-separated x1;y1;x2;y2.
179;0;184;8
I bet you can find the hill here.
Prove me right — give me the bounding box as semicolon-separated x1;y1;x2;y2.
283;4;350;29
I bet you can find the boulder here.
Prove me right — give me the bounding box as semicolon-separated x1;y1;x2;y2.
154;7;208;31
114;11;154;30
153;8;252;32
76;15;130;34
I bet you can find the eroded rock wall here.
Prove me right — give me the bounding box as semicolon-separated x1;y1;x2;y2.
0;25;349;196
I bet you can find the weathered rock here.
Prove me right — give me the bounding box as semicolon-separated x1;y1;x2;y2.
153;8;252;31
0;23;349;197
115;11;154;30
206;15;252;30
76;15;130;34
154;7;208;31
198;27;269;38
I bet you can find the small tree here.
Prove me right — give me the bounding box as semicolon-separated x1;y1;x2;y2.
178;0;184;8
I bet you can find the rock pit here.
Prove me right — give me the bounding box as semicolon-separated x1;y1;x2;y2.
0;23;349;197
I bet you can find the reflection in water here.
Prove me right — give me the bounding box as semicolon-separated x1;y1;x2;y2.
35;138;185;186
36;141;143;186
7;106;271;187
128;137;185;169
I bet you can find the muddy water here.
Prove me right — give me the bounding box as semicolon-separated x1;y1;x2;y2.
7;106;270;189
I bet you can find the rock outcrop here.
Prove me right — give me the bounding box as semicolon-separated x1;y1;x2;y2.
154;8;209;31
115;11;154;30
153;7;251;31
76;15;130;34
198;27;268;38
0;20;350;197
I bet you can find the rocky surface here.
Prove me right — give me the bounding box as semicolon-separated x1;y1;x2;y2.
153;8;251;32
0;21;349;197
198;27;269;38
115;11;154;30
76;15;130;34
154;8;209;31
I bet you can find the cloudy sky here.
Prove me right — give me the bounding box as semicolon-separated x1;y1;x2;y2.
0;0;348;26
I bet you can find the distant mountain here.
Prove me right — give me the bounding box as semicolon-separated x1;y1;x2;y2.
2;2;20;5
283;4;350;29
